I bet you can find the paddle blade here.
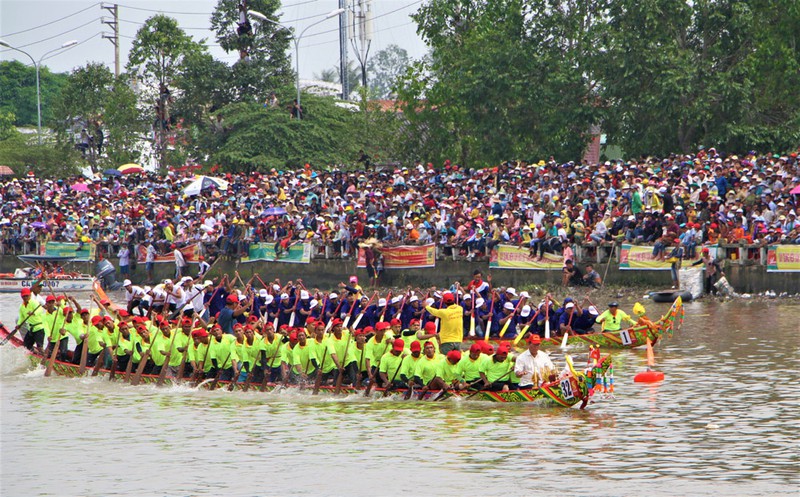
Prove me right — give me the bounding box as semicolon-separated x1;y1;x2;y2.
351;313;364;330
484;320;492;342
499;320;511;338
469;316;476;336
513;325;529;345
544;321;551;339
646;337;655;367
560;331;569;348
288;312;296;328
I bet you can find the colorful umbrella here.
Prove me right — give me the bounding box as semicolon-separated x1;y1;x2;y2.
70;183;90;192
30;221;48;229
262;207;287;216
103;168;122;177
118;163;144;174
183;175;229;196
0;165;13;176
790;185;800;195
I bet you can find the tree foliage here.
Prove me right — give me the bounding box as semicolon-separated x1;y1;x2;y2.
368;44;410;99
0;61;68;127
0;134;81;177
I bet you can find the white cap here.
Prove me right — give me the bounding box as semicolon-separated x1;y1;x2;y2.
264;295;274;305
143;286;151;292
433;291;442;299
409;295;419;303
272;284;281;292
123;279;132;286
181;276;192;284
300;290;309;299
519;291;530;299
203;280;213;287
258;289;268;298
462;293;472;299
565;302;575;309
588;305;599;315
425;298;435;306
309;299;318;309
538;300;546;309
475;298;485;307
503;302;515;311
329;292;338;299
506;287;517;296
391;296;401;304
520;305;531;318
238;294;246;301
378;298;387;307
280;293;289;300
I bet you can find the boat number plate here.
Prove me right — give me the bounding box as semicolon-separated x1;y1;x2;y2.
560;378;574;399
620;329;632;346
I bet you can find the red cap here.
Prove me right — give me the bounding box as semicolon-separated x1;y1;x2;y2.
424;322;437;333
20;288;31;297
233;323;243;330
306;317;316;325
103;316;113;322
181;317;192;326
289;331;298;343
702;247;710;253
442;292;455;304
527;334;542;345
375;322;390;331
392;338;405;352
410;319;420;325
91;315;103;325
191;328;209;338
80;308;89;314
331;318;343;326
410;341;421;352
446;350;462;362
247;315;258;322
495;344;511;355
45;295;56;303
362;326;374;334
62;307;73;315
469;343;482;354
117;309;129;317
390;318;401;326
226;295;238;304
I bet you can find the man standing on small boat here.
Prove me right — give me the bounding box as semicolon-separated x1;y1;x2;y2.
514;335;554;389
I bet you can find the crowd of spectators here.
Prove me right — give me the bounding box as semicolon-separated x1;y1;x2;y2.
1;148;798;266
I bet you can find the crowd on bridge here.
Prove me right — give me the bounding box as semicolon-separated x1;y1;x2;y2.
1;148;798;271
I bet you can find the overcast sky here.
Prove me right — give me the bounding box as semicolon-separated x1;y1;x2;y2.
0;0;428;80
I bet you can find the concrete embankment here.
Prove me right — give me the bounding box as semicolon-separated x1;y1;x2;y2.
3;256;798;294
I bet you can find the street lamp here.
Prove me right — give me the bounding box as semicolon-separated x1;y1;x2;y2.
0;39;78;144
249;8;345;120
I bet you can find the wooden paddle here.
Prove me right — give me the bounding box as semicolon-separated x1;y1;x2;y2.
544;296;551;339
333;331;353;394
156;329;179;386
312;345;329;395
465;369;513;399
108;329;122;381
210;350;232;390
382;355;406;397
122;344;135;382
499;298;524;338
350;291;377;330
260;334;283;392
90;348;107;377
131;329;159;386
484;291;497;342
1;303;42;346
192;337;212;387
43;331;61;377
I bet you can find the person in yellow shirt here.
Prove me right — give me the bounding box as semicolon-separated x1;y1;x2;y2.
595;302;635;331
425;292;463;354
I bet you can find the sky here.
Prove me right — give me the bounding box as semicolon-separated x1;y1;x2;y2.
0;0;428;81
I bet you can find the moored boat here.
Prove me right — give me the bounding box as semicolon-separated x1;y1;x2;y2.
0;255;95;293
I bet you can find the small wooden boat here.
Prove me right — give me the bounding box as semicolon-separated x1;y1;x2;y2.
649;290;693;303
0;323;604;408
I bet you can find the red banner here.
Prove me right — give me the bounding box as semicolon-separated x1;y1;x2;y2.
357;244;435;269
137;244;200;264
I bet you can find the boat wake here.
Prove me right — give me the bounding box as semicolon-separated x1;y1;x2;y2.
0;345;35;377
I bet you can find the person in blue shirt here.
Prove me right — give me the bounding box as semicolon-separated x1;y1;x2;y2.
571;304;599;335
216;293;251;334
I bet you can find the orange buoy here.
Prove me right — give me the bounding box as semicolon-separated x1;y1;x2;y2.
634;370;665;383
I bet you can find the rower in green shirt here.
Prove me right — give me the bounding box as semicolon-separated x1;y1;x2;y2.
18;288;44;352
481;344;514;391
378;339;407;390
291;330;318;384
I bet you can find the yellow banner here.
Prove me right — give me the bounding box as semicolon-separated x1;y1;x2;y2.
767;245;800;272
489;245;563;270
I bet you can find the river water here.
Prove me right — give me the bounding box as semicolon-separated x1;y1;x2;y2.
1;293;798;497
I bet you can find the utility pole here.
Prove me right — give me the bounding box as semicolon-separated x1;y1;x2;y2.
101;3;120;77
339;0;349;100
349;0;372;90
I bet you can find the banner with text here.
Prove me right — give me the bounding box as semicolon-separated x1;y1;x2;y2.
619;244;707;270
767;245;800;272
489;245;563;270
242;243;312;264
44;242;94;262
137;244;200;264
357;244;435;269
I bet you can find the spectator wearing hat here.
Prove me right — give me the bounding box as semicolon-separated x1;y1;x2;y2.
691;247;724;294
666;238;685;289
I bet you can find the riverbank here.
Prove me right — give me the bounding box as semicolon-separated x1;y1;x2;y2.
3;255;799;295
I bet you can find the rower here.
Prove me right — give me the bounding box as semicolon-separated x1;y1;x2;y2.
209;324;239;381
353;327;372;387
410;341;442;394
330;321;356;385
378;338;407;391
290;330;317;384
457;343;486;390
481;344;514;391
595;302;635;332
514;334;554;389
424;292;463;354
435;349;463;391
399;340;423;385
366;322;392;387
571;304;599;335
123;279;147;316
18;288;45;352
42;296;66;360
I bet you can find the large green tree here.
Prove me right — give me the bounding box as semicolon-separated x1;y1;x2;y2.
210;0;293;102
368;44;410;99
0;61;68;127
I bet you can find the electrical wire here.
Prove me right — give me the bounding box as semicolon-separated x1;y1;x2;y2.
302;0;423;40
299;20;415;50
39;31;104;63
0;17;102;51
1;2;101;37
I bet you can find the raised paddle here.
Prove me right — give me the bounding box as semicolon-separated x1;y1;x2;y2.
544;296;551;339
333;331;353;395
499;298;524;338
1;303;42;346
484;291;497;342
156;329;179;386
514;308;541;346
325;298;345;332
469;290;476;337
351;291;377;330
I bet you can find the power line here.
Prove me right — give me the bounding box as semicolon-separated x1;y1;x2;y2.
303;0;423;40
0;17;101;52
300;20;415;50
40;32;104;63
118;17;213;31
0;2;101;37
114;3;211;16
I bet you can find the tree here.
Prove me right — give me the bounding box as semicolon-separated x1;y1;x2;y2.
315;61;362;92
0;134;81;178
210;0;293;102
0;61;68;127
127;15;205;167
368;44;410;99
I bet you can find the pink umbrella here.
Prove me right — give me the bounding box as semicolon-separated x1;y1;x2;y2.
71;183;90;193
790;185;800;195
